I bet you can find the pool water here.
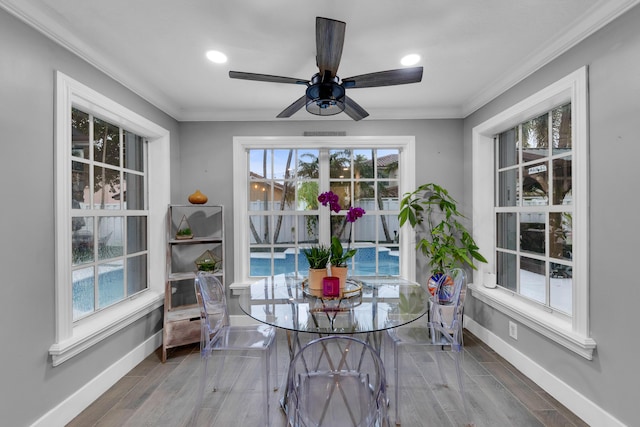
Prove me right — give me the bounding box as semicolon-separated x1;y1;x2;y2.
250;245;399;277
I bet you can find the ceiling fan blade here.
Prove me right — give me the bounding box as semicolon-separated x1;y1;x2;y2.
229;71;309;85
316;17;346;80
276;95;308;118
342;67;423;88
344;96;369;121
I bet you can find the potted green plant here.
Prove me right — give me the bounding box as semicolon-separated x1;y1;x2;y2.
398;182;487;294
302;245;332;292
176;227;193;240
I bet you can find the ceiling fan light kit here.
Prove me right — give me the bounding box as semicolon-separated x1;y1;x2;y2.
229;17;423;121
305;74;345;116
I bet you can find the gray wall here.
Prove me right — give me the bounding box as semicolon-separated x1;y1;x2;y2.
463;5;640;426
178;119;463;285
0;9;180;427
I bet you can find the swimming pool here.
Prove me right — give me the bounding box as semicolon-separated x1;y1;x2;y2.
249;245;399;277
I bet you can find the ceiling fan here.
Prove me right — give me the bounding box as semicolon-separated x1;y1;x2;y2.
229;17;424;121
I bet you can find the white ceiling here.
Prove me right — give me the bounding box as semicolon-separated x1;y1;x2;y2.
2;0;638;121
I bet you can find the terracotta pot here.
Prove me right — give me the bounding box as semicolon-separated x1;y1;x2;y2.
331;265;348;290
188;189;208;204
307;268;327;292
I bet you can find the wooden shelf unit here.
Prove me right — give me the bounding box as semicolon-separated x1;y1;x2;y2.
162;204;225;362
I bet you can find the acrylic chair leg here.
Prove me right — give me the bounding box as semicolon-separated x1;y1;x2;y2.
192;353;210;426
453;350;469;421
263;350;271;427
394;342;401;425
273;337;279;391
212;353;226;392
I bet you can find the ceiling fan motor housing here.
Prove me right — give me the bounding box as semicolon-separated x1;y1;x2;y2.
305;74;345;116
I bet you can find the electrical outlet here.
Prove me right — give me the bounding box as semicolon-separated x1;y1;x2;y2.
509;321;518;340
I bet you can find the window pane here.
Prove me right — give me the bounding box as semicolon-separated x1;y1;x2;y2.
124;130;144;172
72;108;90;159
297;149;319;179
552;156;572;205
273;149;294;179
278;180;295;210
497;169;517;207
354;213;373;243
248;181;273;210
552;103;572;154
331;215;349;241
297;181;319;210
127;216;147;253
550;262;572;314
273;248;291;275
72;162;90;209
377;149;399;178
250;215;271;244
549;212;572;261
73;267;95;321
354;181;374;204
376;246;399;275
300;215;319;243
250;247;272;276
249;149;272;179
330;149;351;179
375;181;396;206
72;217;94;265
496;251;516;291
127;255;147;295
496;212;517;250
273;214;296;244
98;261;124;309
498;128;518;168
523;162;548;206
520;257;545;304
94;166;121;210
522;113;548;161
124;172;144;210
520;212;545;254
93;117;120;166
377;214;398;244
353;149;374;178
329;181;351;209
98;216;122;260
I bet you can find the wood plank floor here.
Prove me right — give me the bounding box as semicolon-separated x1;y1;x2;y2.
67;330;589;427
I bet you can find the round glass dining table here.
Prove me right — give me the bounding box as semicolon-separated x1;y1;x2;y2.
238;273;429;344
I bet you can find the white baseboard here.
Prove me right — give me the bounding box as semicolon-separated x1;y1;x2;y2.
465;316;625;427
31;331;163;427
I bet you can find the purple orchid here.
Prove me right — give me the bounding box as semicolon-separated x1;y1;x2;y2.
317;191;366;267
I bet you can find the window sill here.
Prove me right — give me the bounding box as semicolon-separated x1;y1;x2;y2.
229;281;253;296
48;291;164;366
469;283;596;360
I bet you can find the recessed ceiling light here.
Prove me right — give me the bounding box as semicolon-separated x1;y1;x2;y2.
206;50;227;64
401;54;420;66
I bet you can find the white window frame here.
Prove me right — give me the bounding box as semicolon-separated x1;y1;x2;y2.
50;71;170;366
471;66;596;359
232;136;416;288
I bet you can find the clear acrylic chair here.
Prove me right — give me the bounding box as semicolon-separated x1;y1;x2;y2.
192;272;278;426
385;268;468;425
286;335;389;427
